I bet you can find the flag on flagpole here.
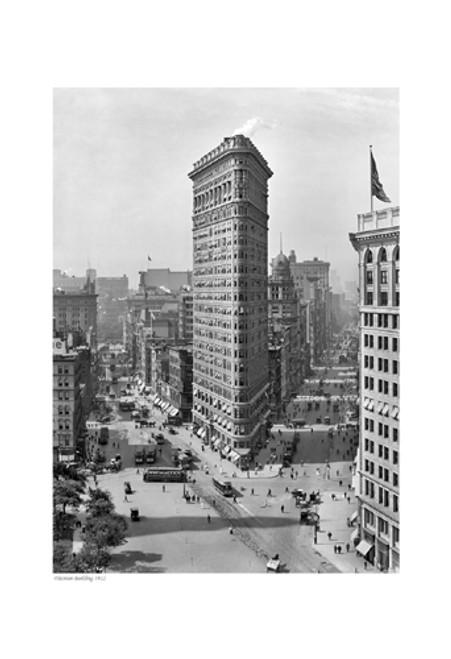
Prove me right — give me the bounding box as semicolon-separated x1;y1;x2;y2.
371;151;391;203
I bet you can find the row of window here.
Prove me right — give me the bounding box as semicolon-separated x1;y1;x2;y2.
364;421;399;442
366;269;399;285
364;246;399;264
363;509;400;545
364;461;399;486
365;291;400;306
364;437;399;462
363;313;399;329
363;334;399;352
363;377;399;396
363;480;399;512
364;355;399;374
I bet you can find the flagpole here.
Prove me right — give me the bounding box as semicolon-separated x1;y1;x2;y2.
370;145;374;213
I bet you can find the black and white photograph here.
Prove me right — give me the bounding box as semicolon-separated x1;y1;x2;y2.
6;4;449;657
52;87;399;575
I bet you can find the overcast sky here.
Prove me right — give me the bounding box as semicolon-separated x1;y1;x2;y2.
54;88;399;289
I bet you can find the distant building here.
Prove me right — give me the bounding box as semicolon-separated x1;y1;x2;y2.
349;205;400;572
53;277;98;349
169;346;193;422
139;268;192;292
178;292;193;343
268;251;307;416
344;279;358;303
288;253;331;363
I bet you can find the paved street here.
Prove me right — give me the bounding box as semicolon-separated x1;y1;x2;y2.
78;377;372;573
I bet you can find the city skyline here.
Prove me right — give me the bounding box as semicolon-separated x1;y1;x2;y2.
54;88;399;288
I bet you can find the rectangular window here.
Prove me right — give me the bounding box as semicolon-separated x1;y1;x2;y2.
378;336;383;350
384;490;390;507
378;465;383;479
384;425;389;438
384;381;389;395
364;355;369;368
370;356;374;369
378;518;389;535
384;447;389;460
393;428;398;442
393;473;398;487
366;292;373;305
364;376;369;388
393;450;398;465
380;291;388;305
393;495;399;513
369;378;374;390
370;421;374;432
378;357;383;371
379;487;384;504
393;383;398;397
378;379;383;393
384;359;389;373
380;270;388;284
364;437;369;450
384;336;389;350
393;360;398;375
393;338;398;352
370;440;374;453
364;334;369;347
366;270;373;284
384;468;389;482
378;444;383;457
393;314;398;329
393;526;399;545
378;314;382;328
395;291;400;306
370;335;374;348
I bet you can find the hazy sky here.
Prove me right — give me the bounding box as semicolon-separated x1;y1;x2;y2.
54;88;399;289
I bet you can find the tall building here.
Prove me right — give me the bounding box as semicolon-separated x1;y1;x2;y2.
349;205;400;572
188;135;273;463
178;291;193;343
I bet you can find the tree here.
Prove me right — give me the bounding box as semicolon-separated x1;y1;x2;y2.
87;488;115;517
85;513;127;549
73;542;111;573
53;542;75;573
53;479;84;514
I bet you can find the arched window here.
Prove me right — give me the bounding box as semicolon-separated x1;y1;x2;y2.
378;247;387;262
364;249;373;264
393;245;400;261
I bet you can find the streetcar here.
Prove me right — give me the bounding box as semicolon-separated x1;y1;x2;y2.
143;467;186;482
212;477;233;497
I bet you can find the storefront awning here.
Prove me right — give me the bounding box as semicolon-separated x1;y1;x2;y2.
196;428;203;438
213;437;222;448
376;401;384;414
363;398;370;410
350;528;359;542
350;510;358;523
356;540;373;556
223;445;232;455
229;450;240;462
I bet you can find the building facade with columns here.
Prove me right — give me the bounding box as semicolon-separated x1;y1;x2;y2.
349;206;400;572
188;135;272;459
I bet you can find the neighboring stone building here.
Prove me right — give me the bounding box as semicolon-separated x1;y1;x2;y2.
189;134;273;466
349;205;400;572
53;339;86;462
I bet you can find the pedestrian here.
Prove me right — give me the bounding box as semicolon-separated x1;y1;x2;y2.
207;514;211;524
327;531;332;541
348;483;352;489
229;526;233;535
333;544;337;554
281;505;285;513
290;473;294;480
162;484;165;493
337;545;342;554
124;494;128;502
339;480;343;487
197;495;200;503
268;489;272;497
285;486;289;493
136;469;140;475
346;542;350;553
251;488;254;495
364;561;367;570
212;499;215;507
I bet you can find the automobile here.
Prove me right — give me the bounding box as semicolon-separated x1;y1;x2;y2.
154;432;165;444
291;488;306;499
130;508;140;521
131;411;140;420
168;427;177;435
